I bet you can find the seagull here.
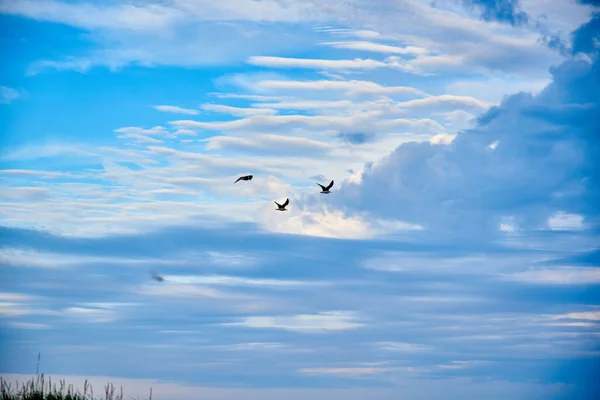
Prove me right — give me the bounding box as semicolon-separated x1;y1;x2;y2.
317;180;334;194
274;198;289;211
235;175;253;183
151;272;165;282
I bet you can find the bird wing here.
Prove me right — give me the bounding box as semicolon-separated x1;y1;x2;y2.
317;183;327;191
235;177;242;183
326;180;334;190
282;198;289;207
274;201;282;207
247;175;253;180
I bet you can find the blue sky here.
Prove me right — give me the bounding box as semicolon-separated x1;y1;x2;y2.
1;0;599;399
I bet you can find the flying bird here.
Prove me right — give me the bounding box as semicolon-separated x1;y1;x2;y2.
274;198;289;211
317;180;334;194
235;175;253;183
151;272;164;282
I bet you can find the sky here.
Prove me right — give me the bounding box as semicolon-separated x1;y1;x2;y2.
0;0;599;399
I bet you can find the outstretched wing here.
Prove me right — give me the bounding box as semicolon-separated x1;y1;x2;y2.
282;198;289;207
235;177;242;183
247;175;253;180
274;201;282;207
317;183;327;191
326;180;334;190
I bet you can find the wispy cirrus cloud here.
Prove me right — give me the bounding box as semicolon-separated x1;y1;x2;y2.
153;105;199;115
224;311;364;332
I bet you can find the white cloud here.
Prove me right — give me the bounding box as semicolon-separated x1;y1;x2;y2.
224;311;364;332
0;248;199;269
0;302;30;317
314;27;382;39
205;134;332;156
201;104;277;116
0;85;20;103
320;41;428;55
299;367;391;376
429;133;457;145
547;211;584;231
446;77;550;104
2;0;566;79
255;100;355;110
171;113;445;134
0;187;49;201
165;275;322;287
7;321;51;330
377;342;433;352
544;322;597;327
256;79;428;96
0;292;33;302
205;342;289;351
550;311;600;321
437;361;475;370
396;95;491;111
64;306;118;323
502;267;600;285
210;93;290;102
138;283;234;299
255;203;421;240
154;105;199;115
0;169;66;179
247;55;419;73
114;126;168;135
117;132;164;144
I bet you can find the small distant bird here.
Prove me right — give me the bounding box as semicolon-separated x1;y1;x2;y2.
274;198;289;211
317;180;334;194
235;175;253;183
151;272;164;282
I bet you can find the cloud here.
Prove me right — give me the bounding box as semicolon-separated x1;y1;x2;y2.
171;113;445;135
377;342;433;352
201;104;277;116
63;306;118;323
7;321;51;330
335;55;600;236
547;211;585;230
255;202;422;240
165;275;322;288
460;0;529;26
153;105;199;115
0;187;49;201
320;41;428;55
247;55;418;73
256;79;429;96
0;86;20;104
137;282;234;300
116;133;164;144
395;95;491;111
551;311;600;321
501;267;600;285
114;126;168;135
299;367;391;376
224;311;364;333
204;134;332;156
2;0;566;78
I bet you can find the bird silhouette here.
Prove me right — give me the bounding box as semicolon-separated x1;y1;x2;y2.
317;180;334;194
274;198;289;211
151;271;165;282
235;175;253;183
